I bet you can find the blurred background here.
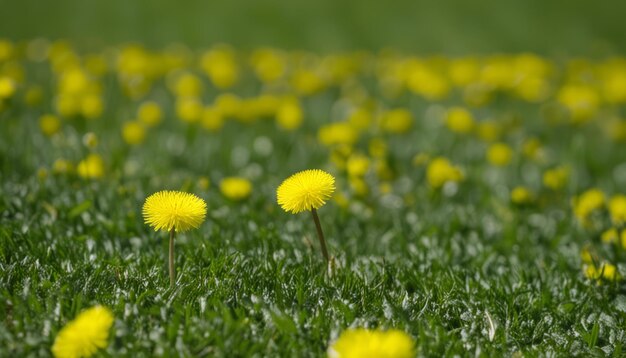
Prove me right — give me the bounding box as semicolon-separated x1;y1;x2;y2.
1;0;624;54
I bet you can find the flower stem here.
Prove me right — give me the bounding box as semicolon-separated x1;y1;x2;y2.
310;208;330;262
169;228;176;287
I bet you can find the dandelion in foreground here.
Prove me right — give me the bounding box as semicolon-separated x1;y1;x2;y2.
52;306;114;358
328;328;415;358
277;169;335;262
143;190;207;287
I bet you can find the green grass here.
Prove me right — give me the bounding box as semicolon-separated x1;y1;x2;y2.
2;38;626;356
1;0;626;54
2;172;625;356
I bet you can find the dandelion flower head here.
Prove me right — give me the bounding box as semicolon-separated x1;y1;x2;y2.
328;328;415;358
52;306;114;358
277;169;335;214
143;190;207;232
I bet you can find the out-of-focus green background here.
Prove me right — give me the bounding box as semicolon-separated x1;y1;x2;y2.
1;0;624;54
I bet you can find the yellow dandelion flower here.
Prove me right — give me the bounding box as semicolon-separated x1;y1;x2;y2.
137;101;163;127
143;190;207;232
318;122;359;147
380;108;412;134
445;107;474;134
277;169;335;214
328;328;415;358
80;94;103;119
346;154;370;177
608;194;626;224
220;177;252;201
580;246;594;264
0;76;16;99
51;306;114;358
53;159;74;174
585;263;620;282
543;166;569;190
201;106;224;132
277;169;336;262
573;188;605;225
476;120;501;142
276;97;304;131
426;157;463;189
601;228;618;244
77;154;104;179
122;121;146;145
511;186;534;205
143;190;207;287
39;114;61;136
176;97;203;123
487;142;513;166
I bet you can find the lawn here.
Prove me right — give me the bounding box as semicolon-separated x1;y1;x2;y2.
1;5;626;356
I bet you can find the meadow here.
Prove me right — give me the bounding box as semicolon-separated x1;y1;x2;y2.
1;37;626;357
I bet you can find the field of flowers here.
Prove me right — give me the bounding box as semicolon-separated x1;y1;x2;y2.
2;38;626;356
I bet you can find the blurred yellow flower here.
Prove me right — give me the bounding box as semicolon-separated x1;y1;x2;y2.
52;306;113;358
328;328;415;358
122;121;146;145
573;188;605;225
347;108;372;130
580;246;594;264
511;186;534;205
55;94;80;117
522;137;543;161
543;166;569;190
426;157;463;189
346;154;370;177
201;46;239;89
0;76;16;98
200;106;224;131
137;101;163;127
486;142;513;166
77;154;104;179
608;194;626;224
407;64;450;100
143;190;207;232
276;98;303;130
250;48;286;83
585;263;620;282
557;84;600;123
291;69;325;96
368;138;387;158
220;177;252;201
349;176;369;197
412;153;430;166
171;72;202;98
476;120;501;142
601;228;618;244
380;108;412;134
445;107;474;134
53;159;74;174
277;169;335;214
318;122;358;147
39;114;61;136
449;58;479;86
80;94;103;119
176;97;203;123
83;132;98;149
